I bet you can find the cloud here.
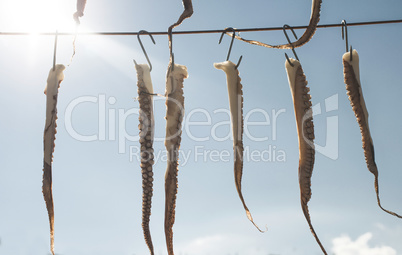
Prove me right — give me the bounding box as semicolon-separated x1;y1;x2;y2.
331;232;397;255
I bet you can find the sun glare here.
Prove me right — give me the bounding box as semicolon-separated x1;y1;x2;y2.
1;0;76;33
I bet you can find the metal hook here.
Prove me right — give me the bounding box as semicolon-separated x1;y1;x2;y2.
341;20;353;61
341;20;349;52
219;27;243;69
168;28;175;71
171;52;175;71
52;30;58;71
349;45;353;61
283;25;299;67
134;30;156;72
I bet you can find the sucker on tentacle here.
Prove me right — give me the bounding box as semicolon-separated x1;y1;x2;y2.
43;64;65;255
285;58;327;255
229;0;322;49
164;63;188;255
214;61;265;233
135;63;156;255
343;50;402;219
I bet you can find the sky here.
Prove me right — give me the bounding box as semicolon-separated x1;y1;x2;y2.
0;0;402;255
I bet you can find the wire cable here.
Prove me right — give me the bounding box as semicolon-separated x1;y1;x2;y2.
0;19;401;36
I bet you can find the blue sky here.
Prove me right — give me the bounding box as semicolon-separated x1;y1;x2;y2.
0;0;402;254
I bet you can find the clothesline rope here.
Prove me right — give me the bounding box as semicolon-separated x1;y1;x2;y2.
0;19;401;36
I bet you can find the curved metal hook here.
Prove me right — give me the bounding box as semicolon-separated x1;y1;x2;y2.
52;30;58;71
219;27;243;69
341;20;353;61
135;30;156;72
168;28;175;71
283;25;299;67
341;20;349;52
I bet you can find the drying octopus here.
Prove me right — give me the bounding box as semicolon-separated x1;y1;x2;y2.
230;0;322;49
214;61;264;232
42;64;66;255
163;1;192;254
164;63;188;255
285;58;327;254
135;63;156;254
342;50;402;219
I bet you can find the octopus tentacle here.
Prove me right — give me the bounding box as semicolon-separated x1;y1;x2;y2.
73;0;87;25
230;0;322;49
168;0;193;32
164;63;188;255
43;64;65;255
135;63;156;254
71;0;87;63
343;50;402;219
285;58;327;255
168;0;193;61
214;61;265;232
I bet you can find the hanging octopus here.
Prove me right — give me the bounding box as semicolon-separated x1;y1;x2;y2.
285;58;327;255
164;1;193;254
42;64;66;255
214;60;264;232
230;0;322;49
342;50;402;219
135;63;156;254
164;63;188;255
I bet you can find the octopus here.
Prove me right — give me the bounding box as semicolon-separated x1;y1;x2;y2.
343;50;402;219
285;58;327;254
163;1;193;254
135;63;156;254
164;63;188;255
229;0;322;49
214;61;265;232
73;0;87;25
42;64;66;255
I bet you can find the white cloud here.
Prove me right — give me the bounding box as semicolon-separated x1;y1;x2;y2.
331;232;397;255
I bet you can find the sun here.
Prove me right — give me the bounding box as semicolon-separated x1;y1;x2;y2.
0;0;76;33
